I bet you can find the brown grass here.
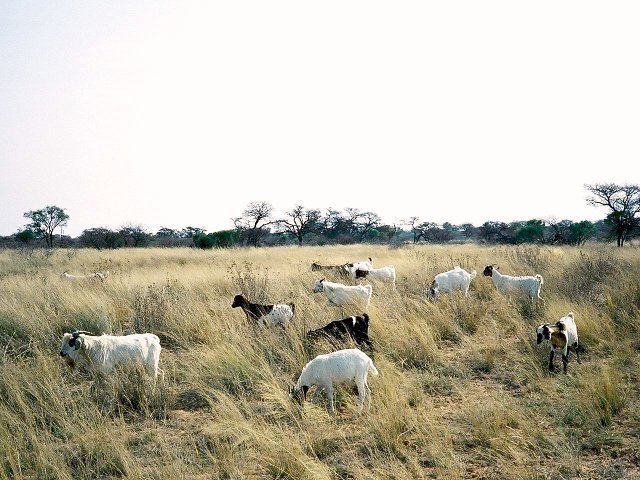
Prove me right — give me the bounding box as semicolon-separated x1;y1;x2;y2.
0;244;638;479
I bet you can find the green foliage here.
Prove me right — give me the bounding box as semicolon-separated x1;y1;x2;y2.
23;205;69;248
569;220;596;245
14;228;36;244
194;230;239;249
78;227;124;249
514;220;545;244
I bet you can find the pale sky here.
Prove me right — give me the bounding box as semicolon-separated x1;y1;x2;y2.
1;1;639;237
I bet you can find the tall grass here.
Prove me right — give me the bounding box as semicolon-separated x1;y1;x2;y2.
0;244;638;479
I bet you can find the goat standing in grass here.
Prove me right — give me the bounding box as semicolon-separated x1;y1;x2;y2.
231;293;295;327
290;348;378;414
59;330;163;382
313;278;373;308
483;265;544;303
305;313;373;350
427;266;476;301
536;312;580;374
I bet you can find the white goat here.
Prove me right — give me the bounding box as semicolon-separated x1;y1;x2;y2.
313;278;373;308
291;348;379;413
427;266;477;300
59;331;163;381
483;265;544;303
353;265;397;286
536;312;580;374
60;271;106;282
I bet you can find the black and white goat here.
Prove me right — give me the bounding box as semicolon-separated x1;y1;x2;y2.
305;313;372;350
311;262;351;278
231;294;295;327
536;312;580;374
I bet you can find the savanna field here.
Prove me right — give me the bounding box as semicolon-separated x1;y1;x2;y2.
0;244;639;480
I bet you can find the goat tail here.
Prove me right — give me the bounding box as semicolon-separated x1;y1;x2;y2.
288;303;296;315
470;269;477;279
368;360;379;376
536;274;544;285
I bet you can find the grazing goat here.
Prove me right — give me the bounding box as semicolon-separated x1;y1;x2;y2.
306;314;372;350
536;312;580;374
290;348;379;414
231;293;295;327
347;257;373;272
353;265;397;287
313;278;373;308
311;262;351;278
427;266;477;300
483;265;544;302
59;331;163;381
60;271;106;282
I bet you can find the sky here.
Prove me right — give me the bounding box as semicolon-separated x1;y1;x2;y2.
1;1;639;237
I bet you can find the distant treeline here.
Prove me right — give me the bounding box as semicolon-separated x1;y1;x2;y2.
0;215;627;250
5;182;640;249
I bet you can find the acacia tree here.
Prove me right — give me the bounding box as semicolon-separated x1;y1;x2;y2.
233;201;275;246
585;183;640;246
277;205;321;246
23;205;69;248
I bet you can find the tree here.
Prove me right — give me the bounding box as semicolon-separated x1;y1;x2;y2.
277;205;322;246
180;227;206;239
156;227;180;238
14;228;36;245
585;183;640;246
23;205;69;248
514;220;545;244
353;210;382;242
193;230;240;249
569;221;596;246
78;228;124;249
546;219;573;244
406;217;422;243
478;221;510;243
233;201;275;246
459;223;478;240
118;224;151;247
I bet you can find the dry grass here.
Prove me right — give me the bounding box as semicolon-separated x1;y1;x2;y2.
0;244;639;479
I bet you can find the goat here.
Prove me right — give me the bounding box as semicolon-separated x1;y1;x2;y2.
353;266;396;287
305;313;372;350
427;266;477;300
313;278;373;308
483;265;544;303
59;331;163;381
60;271;106;282
346;257;373;272
290;348;379;414
231;293;295;327
536;312;580;374
310;262;351;278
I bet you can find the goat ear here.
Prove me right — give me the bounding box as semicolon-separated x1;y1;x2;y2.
73;337;83;350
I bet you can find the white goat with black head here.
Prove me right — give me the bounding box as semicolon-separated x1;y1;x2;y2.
536;312;580;374
58;330;163;381
427;266;476;300
483;265;544;303
231;294;295;327
290;348;379;414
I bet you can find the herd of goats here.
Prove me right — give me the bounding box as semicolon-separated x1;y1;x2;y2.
57;257;579;414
